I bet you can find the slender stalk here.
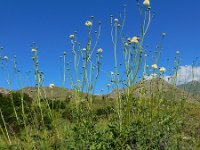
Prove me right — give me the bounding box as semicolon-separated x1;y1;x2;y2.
0;109;11;145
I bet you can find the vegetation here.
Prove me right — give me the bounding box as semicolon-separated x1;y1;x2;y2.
0;0;200;149
178;81;200;95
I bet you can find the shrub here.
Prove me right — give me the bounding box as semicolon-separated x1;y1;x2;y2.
95;106;114;118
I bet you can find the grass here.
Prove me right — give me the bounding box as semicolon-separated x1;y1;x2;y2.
0;1;200;149
0;83;199;149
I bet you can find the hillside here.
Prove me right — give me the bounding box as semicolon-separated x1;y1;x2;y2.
18;86;74;100
106;78;200;102
177;81;200;95
0;79;200;149
1;79;200;103
0;88;9;95
15;86;102;102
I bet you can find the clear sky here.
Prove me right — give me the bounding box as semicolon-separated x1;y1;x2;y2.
0;0;200;93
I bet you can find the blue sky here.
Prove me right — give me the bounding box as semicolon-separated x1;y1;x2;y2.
0;0;200;93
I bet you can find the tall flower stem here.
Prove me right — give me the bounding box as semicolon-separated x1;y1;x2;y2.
0;109;11;145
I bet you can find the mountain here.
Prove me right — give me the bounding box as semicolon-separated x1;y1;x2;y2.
17;86;101;101
17;86;75;100
106;78;200;102
177;81;200;95
0;79;199;103
0;88;9;95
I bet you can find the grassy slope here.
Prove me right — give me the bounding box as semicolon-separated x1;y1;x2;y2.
106;78;200;102
178;81;200;95
0;79;200;148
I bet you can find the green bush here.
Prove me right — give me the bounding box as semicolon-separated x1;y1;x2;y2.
62;107;74;122
95;106;114;118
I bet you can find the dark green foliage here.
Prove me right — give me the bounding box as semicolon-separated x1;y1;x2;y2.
40;97;70;110
0;92;33;133
62;107;73;122
0;90;199;149
8;144;20;150
48;99;67;110
95;106;114;118
65;96;71;104
28;105;53;130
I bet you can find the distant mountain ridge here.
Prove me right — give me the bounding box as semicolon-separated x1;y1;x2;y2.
18;86;75;100
177;81;200;95
0;79;200;102
106;78;200;102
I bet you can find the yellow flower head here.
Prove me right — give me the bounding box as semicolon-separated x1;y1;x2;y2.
49;83;55;89
114;18;119;22
69;34;75;39
131;36;139;44
150;73;157;78
97;48;103;53
85;21;92;27
32;48;37;53
124;42;128;46
151;64;158;69
159;67;166;73
3;56;8;60
143;0;150;7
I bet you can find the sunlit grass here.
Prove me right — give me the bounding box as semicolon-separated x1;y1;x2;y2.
0;0;200;149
